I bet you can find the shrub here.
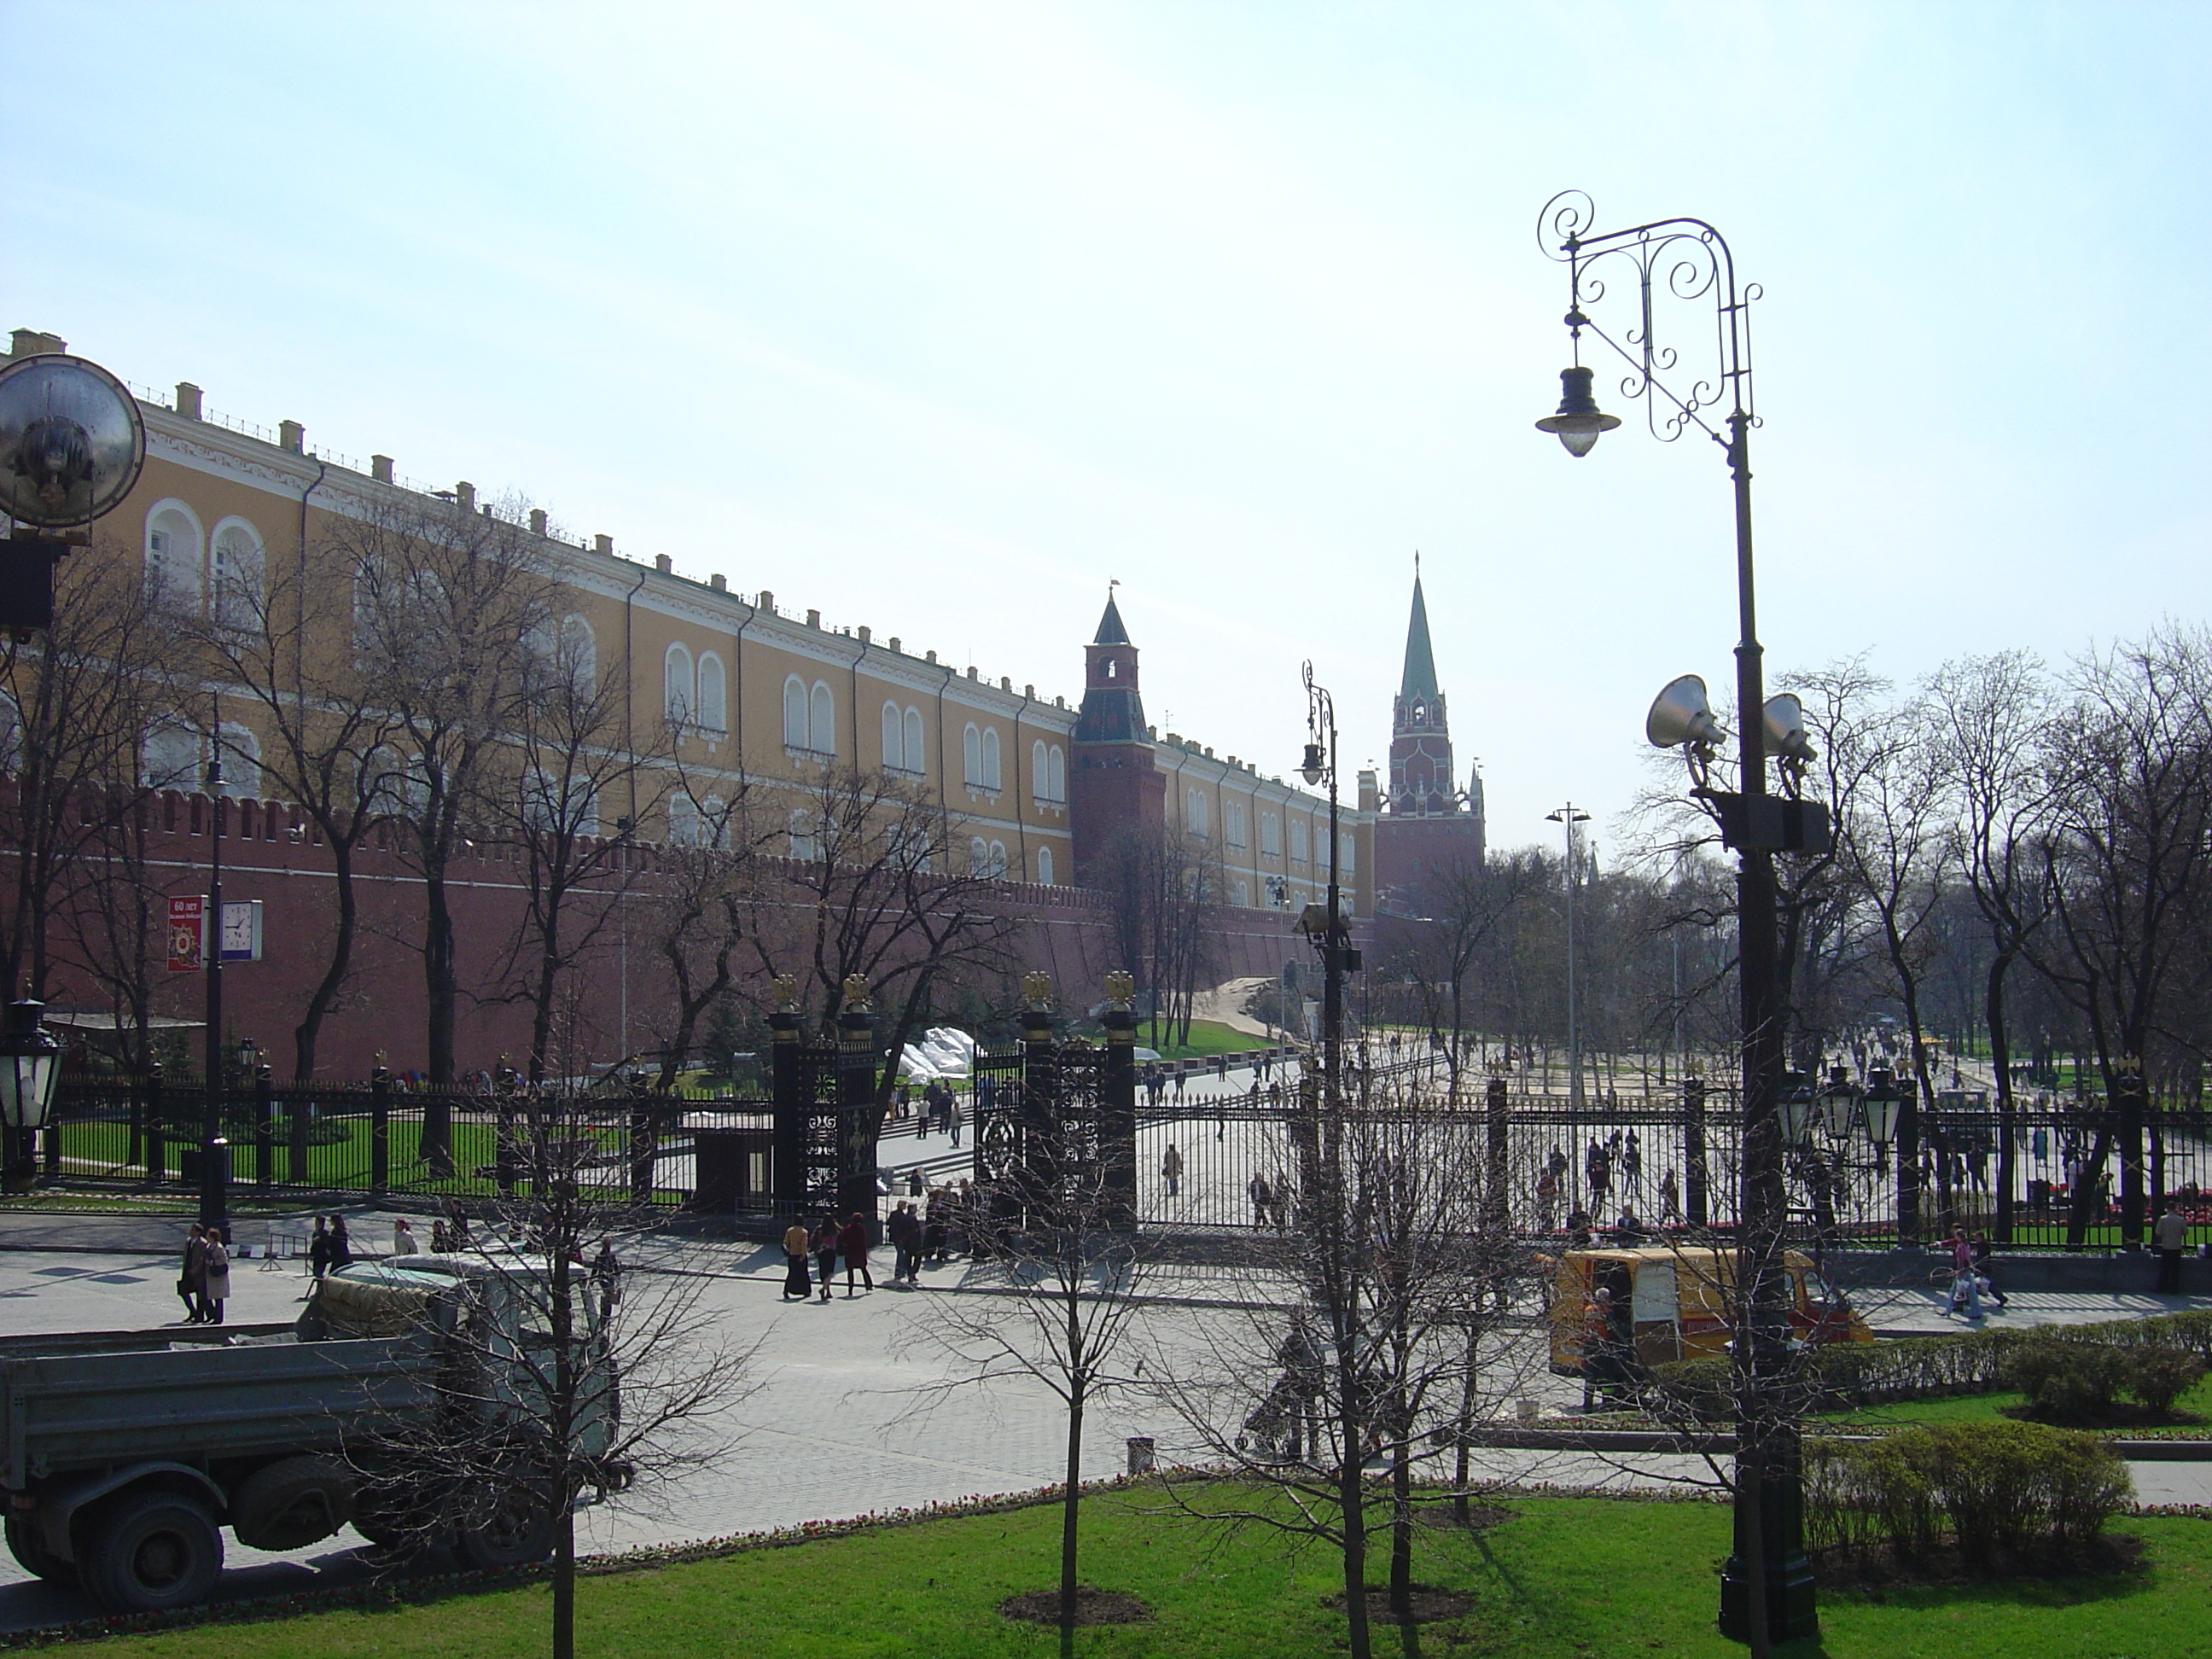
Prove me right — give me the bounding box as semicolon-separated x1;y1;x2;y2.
2003;1335;2135;1421
1807;1422;2131;1566
2125;1346;2207;1414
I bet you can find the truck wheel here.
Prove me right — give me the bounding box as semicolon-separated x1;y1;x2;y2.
3;1515;74;1585
351;1489;434;1552
82;1493;223;1614
230;1456;355;1551
454;1493;556;1570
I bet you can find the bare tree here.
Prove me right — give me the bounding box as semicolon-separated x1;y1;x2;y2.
0;544;178;1000
492;620;668;1084
346;495;553;1082
2029;626;2212;1245
1925;649;2054;1237
899;1089;1152;1644
333;1096;750;1659
1373;854;1538;1098
755;763;1019;1121
640;787;764;1093
1148;1068;1529;1658
178;509;406;1080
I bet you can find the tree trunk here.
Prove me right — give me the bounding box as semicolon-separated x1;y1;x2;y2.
293;834;358;1082
1061;1379;1084;1638
1388;1393;1412;1617
423;862;459;1085
1987;951;2016;1243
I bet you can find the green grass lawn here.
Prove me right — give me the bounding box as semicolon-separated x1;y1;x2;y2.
61;1489;2212;1659
1815;1371;2212;1429
1138;1018;1273;1061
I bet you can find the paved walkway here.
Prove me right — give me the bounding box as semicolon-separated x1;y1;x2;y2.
3;1219;2210;1631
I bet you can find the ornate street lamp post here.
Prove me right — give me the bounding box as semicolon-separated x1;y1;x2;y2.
1545;803;1591;1106
0;999;62;1192
1533;191;1827;1647
1298;662;1346;1105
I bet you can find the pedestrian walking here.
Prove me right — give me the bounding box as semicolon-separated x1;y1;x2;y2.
178;1223;207;1324
924;1188;950;1264
782;1220;812;1300
811;1216;840;1303
839;1213;874;1296
1658;1167;1682;1227
591;1237;621;1313
947;1095;963;1147
328;1214;352;1271
1270;1170;1290;1231
1535;1168;1560;1231
201;1231;230;1325
889;1202;922;1284
1161;1143;1183;1197
1945;1225;1982;1318
307;1214;333;1281
1248;1172;1272;1226
2155;1202;2190;1294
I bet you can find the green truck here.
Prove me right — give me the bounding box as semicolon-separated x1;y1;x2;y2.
2;1252;614;1614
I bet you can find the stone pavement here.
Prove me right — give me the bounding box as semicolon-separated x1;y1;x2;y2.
2;1225;2209;1630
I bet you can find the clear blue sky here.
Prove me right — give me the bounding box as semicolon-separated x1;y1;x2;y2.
5;3;2206;864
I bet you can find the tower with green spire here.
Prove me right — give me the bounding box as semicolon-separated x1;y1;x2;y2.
1376;561;1486;905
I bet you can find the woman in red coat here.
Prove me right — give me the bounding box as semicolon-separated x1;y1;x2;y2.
837;1213;874;1298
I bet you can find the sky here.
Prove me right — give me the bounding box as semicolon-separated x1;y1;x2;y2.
4;2;2208;869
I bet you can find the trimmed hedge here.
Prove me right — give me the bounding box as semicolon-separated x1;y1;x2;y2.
1650;1308;2212;1420
1805;1422;2132;1564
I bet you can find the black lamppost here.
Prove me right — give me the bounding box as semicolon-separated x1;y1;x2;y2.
201;740;229;1232
1298;662;1346;1104
1545;803;1590;1105
1533;190;1828;1647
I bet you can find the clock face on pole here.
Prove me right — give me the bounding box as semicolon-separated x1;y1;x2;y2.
219;899;261;963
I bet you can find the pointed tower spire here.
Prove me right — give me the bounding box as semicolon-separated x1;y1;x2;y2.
1399;561;1441;705
1093;583;1131;646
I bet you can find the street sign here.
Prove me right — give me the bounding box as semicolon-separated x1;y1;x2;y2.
219;899;263;963
166;895;203;973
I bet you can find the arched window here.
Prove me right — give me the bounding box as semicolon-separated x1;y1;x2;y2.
143;723;201;791
1036;846;1054;886
664;643;694;725
1290;819;1309;864
217;723;261;800
962;724;983;786
904;707;925;776
1186;788;1209;838
1225;801;1247;849
695;652;726;732
144;501;202;609
882;701;905;771
210;518;264;629
1104;659;1117;680
987;840;1007;878
1048;745;1066;803
981;727;1001;790
1342;831;1355;875
789;809;818;861
1032;739;1048;801
782;675;809;748
668;795;700;847
1260;812;1281;856
969;835;989;875
809;681;835;754
1233;877;1250;908
699;795;728;850
559;614;596;690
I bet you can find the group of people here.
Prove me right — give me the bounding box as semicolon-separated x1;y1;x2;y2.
1944;1225;2011;1317
781;1185;976;1301
902;1080;964;1144
1535;1140;1682;1233
176;1222;232;1324
306;1213;355;1279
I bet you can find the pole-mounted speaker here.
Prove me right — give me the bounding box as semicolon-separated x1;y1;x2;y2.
1645;674;1725;750
1761;694;1816;764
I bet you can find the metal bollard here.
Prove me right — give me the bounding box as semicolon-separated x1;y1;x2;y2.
1126;1435;1155;1475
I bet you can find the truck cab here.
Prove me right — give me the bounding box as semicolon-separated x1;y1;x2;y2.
2;1249;614;1615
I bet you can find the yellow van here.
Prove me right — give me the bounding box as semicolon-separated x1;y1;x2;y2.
1542;1246;1872;1376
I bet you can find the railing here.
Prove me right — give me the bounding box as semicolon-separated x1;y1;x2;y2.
47;1075;775;1209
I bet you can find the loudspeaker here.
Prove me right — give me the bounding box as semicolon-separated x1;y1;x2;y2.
1761;694;1815;764
1645;674;1723;749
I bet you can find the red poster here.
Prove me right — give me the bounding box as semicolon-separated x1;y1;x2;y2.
167;895;204;974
